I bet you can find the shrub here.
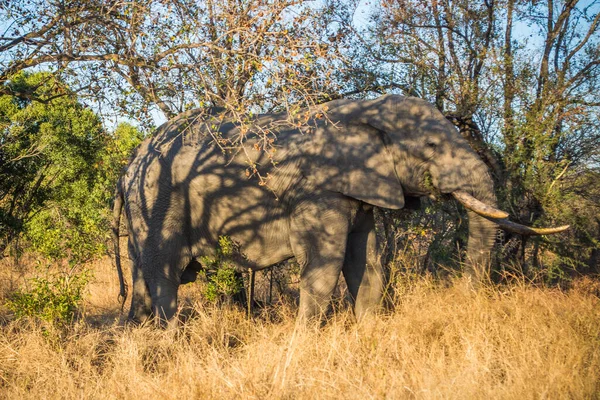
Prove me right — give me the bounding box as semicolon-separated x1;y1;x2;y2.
0;71;143;262
199;236;244;303
6;267;90;325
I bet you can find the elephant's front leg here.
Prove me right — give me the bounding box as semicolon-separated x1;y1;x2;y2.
342;207;385;321
290;195;353;322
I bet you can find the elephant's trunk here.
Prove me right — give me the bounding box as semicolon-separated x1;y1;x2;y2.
464;210;498;283
454;160;499;283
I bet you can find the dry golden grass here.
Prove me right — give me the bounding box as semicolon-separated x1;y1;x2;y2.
1;257;599;399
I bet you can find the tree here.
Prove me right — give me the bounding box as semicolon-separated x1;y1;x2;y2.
1;0;357;186
3;0;598;278
0;71;142;261
0;0;347;121
497;0;600;272
357;0;600;276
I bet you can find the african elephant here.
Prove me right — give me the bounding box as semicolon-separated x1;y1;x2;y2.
112;94;567;325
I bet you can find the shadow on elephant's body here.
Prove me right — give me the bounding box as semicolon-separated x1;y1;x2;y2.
113;94;566;326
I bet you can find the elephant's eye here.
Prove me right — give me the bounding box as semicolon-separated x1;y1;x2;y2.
426;141;438;149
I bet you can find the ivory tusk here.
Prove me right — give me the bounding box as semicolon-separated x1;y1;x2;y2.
448;191;568;236
489;218;570;236
452;190;509;219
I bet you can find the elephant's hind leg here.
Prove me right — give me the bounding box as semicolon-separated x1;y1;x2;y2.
147;275;179;326
127;242;153;324
142;237;194;326
342;207;385;321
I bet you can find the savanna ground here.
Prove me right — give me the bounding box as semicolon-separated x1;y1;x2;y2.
0;255;599;400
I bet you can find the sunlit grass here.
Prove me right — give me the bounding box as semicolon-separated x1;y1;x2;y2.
1;257;599;399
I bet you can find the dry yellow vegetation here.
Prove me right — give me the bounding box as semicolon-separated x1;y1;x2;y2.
0;258;599;399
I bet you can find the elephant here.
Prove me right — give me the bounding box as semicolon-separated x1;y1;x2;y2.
112;94;567;325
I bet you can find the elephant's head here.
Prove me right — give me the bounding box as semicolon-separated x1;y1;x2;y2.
314;94;567;281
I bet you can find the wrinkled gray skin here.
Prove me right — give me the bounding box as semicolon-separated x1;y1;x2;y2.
114;95;498;324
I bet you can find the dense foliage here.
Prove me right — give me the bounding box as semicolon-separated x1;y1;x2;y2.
0;72;142;262
0;0;598;281
200;236;245;303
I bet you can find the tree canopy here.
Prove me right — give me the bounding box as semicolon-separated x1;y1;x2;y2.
1;0;599;275
0;71;141;262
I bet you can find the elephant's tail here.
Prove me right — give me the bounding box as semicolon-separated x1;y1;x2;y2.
111;178;127;311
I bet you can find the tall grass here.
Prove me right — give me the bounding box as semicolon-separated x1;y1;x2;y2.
1;257;599;399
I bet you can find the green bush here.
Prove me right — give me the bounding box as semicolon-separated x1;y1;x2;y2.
200;236;243;302
203;265;243;303
0;71;143;261
6;268;90;325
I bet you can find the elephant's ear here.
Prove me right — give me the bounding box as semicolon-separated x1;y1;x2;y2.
311;113;405;209
310;95;405;210
338;124;405;209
